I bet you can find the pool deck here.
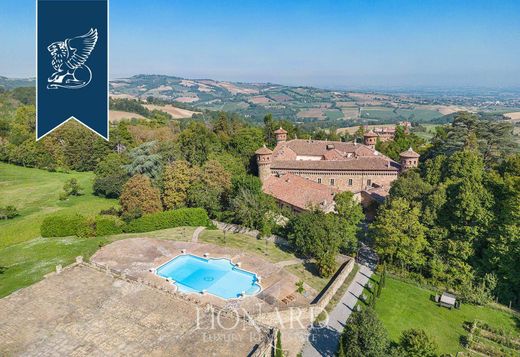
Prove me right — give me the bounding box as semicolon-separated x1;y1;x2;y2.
0;263;271;356
90;237;318;315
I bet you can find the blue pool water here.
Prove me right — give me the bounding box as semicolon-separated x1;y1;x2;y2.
155;254;262;299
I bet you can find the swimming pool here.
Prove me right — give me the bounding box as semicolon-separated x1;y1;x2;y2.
155;254;262;299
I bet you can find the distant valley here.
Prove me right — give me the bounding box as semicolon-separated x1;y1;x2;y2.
3;74;520;127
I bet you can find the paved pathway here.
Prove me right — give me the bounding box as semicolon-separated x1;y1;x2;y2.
191;226;206;242
301;264;373;357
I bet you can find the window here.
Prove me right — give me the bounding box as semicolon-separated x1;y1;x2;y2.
348;178;353;186
317;178;322;184
367;179;372;187
330;178;335;186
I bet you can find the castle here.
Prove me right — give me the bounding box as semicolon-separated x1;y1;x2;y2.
256;127;419;212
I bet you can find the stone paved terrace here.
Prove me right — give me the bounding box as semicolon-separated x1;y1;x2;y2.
90;238;317;314
0;263;271;357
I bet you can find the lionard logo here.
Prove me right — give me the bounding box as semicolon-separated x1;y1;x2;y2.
46;28;98;90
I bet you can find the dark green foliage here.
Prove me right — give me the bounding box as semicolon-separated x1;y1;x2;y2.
397;329;438;357
275;330;283;357
41;213;91;237
94;216;124;236
334;191;364;254
93;153;129;198
124;141;163;180
0;206;19;220
124;208;210;233
109;98;151;117
341;308;389;357
375;125;425;161
374;146;520;305
427;111;518;164
178;121;221;165
286;210;343;277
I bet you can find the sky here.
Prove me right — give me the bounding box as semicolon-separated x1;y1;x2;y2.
1;0;520;89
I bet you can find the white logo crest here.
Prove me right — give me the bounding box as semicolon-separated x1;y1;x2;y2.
47;28;98;90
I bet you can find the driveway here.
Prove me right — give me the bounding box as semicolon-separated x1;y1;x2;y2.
301;264;374;357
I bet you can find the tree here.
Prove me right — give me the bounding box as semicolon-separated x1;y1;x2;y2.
186;160;232;217
62;178;83;196
52;121;110;171
124;141;163;180
334;191;364;254
341;308;389;357
275;330;283;357
397;329;438;357
93;153;129;198
427;112;518;164
286;210;344;277
230;186;277;236
178;121;221;165
162;160;196;210
371;198;427;270
120;175;162;219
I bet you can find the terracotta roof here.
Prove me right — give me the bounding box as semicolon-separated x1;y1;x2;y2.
263;174;338;211
362;185;390;203
364;130;378;137
271;157;400;171
255;145;273;155
273;139;367;157
400;147;420;158
274;127;288;134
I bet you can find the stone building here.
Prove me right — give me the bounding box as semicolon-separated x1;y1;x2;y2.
256;127;419;212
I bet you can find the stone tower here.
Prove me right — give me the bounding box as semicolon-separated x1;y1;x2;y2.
363;130;378;149
255;145;273;182
274;127;288;143
399;147;420;171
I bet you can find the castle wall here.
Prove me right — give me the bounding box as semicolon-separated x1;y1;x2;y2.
270;168;398;192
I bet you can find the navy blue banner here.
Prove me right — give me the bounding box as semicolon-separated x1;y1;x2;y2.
37;0;108;140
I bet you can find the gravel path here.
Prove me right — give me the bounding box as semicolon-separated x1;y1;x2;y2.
191;226;206;242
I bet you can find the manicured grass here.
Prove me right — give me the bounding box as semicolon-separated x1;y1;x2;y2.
199;229;295;263
0;163;117;248
0;226;198;298
374;277;519;355
199;229;331;291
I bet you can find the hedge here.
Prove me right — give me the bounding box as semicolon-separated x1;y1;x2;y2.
95;215;124;236
124;208;210;233
41;213;92;237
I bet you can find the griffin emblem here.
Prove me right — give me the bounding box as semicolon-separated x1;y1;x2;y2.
47;28;98;89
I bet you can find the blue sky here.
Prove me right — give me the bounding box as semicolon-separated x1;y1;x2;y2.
1;0;519;88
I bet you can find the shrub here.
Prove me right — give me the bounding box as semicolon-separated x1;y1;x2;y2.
60;178;83;200
124;208;210;233
95;216;124;236
41;213;91;237
0;205;19;220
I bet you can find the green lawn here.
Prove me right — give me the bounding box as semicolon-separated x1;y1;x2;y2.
0;163;118;297
199;229;295;263
0;162;117;248
0;226;198;298
374;277;519;355
199;229;330;291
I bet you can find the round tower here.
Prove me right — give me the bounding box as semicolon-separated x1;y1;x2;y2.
399;147;420;171
274;127;288;143
363;130;378;149
255;145;273;182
